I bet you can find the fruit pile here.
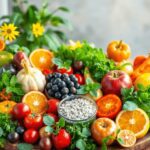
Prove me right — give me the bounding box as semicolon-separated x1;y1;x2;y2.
0;39;150;150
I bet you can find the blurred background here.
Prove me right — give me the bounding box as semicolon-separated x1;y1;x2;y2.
1;0;149;58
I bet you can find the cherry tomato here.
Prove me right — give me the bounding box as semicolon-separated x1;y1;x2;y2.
12;103;31;119
96;94;122;119
56;67;73;75
47;98;60;114
75;73;85;85
47;113;59;122
43;69;54;75
23;129;39;144
24;114;43;130
52;129;71;149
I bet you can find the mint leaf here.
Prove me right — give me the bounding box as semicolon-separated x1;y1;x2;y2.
86;77;93;84
43;115;55;126
10;76;17;86
77;86;87;95
89;90;97;97
123;101;138;111
17;143;33;150
81;127;91;137
45;126;54;133
58;118;65;127
76;139;86;150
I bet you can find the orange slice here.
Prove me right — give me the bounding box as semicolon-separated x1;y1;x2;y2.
29;49;54;71
0;39;5;51
22;91;48;114
117;130;136;148
116;108;149;139
0;100;16;114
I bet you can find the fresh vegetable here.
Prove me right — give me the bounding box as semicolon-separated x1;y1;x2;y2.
91;118;117;145
101;70;132;95
75;73;85;85
107;40;131;62
7;132;19;143
17;59;46;93
24;113;43;130
39;137;52;150
73;60;84;71
47;98;60;114
96;94;122;119
12;103;31;119
56;66;73;75
23;129;39;144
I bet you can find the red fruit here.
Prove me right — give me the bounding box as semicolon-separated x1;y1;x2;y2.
56;67;73;75
24;113;43;130
101;70;132;96
12;103;31;119
47;113;59;122
39;137;52;150
73;60;84;71
47;98;60;114
52;129;71;149
75;73;85;85
23;129;39;144
43;69;54;75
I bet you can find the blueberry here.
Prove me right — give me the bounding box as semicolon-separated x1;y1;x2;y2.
63;77;70;83
16;126;25;135
54;72;62;78
52;85;59;92
62;73;69;79
46;83;52;89
55;92;61;99
58;81;66;88
53;78;62;84
48;89;53;96
70;87;77;94
69;75;78;82
61;87;69;94
75;83;80;89
67;81;74;87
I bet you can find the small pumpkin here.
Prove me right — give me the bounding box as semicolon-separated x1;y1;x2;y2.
17;59;46;93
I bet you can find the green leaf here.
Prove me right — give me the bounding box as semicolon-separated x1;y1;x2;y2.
121;87;134;97
10;76;17;86
123;101;138;111
77;86;87;95
21;47;30;56
89;90;97;97
81;127;91;137
58;6;70;12
117;138;124;145
86;77;93;84
17;143;33;150
43;115;55;126
58;118;65;127
101;136;114;150
26;32;34;42
0;128;3;137
45;126;54;133
76;139;86;150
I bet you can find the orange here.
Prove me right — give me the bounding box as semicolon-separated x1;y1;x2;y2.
22;91;48;114
116;108;149;139
117;130;136;148
0;39;5;51
29;49;54;71
0;100;16;114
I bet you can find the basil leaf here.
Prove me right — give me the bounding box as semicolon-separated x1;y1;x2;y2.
81;127;91;137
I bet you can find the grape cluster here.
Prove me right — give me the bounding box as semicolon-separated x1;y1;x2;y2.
46;73;80;100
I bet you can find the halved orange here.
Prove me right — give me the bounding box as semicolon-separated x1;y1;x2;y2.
116;108;149;139
0;39;5;51
29;49;54;71
117;130;136;148
22;91;48;114
0;100;16;114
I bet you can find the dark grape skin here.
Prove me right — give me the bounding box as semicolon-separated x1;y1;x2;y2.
52;85;59;92
55;92;62;99
61;87;69;94
7;132;19;143
16;126;25;135
70;87;77;94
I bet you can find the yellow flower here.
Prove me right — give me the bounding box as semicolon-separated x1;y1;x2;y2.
68;40;83;50
32;22;44;37
0;23;19;42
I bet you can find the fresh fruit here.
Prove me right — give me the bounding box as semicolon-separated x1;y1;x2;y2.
24;113;43;130
96;94;122;119
0;101;16;114
134;73;150;89
45;73;79;99
29;49;54;71
47;98;60;114
101;70;132;95
16;126;25;135
117;130;136;148
39;137;52;150
13;51;29;70
0;51;13;67
0;63;17;75
75;73;85;85
22;91;48;114
17;59;46;93
73;60;84;71
7;132;19;143
47;113;59;122
0;39;5;51
43;68;54;75
23;129;39;144
39;126;51;138
107;40;131;62
91;118;117;145
52;129;71;149
12;103;31;119
56;67;73;75
116;108;149;138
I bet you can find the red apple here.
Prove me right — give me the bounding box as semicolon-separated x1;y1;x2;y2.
101;70;132;95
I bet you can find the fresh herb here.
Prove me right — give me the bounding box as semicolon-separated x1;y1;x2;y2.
65;121;97;150
0;71;25;102
117;138;124;145
54;42;116;81
121;85;150;118
101;136;114;150
17;143;33;150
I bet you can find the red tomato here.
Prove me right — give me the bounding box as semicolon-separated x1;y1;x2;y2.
12;103;31;119
43;69;54;75
56;67;73;75
75;73;85;85
47;98;60;114
47;113;59;122
24;114;43;130
96;94;122;119
52;129;71;149
23;129;39;144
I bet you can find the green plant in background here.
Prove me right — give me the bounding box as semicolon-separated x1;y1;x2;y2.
0;0;70;54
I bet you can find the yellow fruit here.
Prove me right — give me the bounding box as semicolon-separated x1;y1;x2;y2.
117;130;136;148
116;108;149;139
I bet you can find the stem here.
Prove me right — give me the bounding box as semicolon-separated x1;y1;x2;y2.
21;59;31;74
116;40;123;49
